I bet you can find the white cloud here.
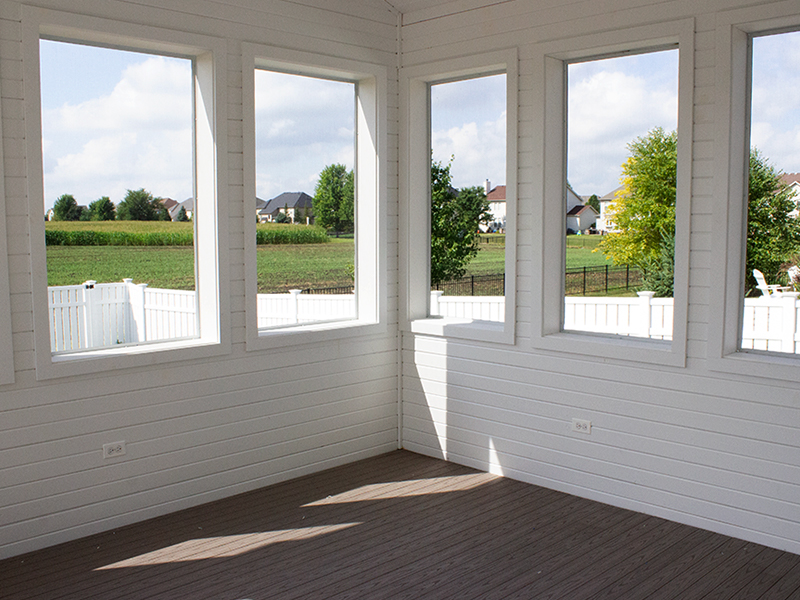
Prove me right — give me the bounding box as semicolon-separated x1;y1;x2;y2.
751;30;800;173
254;70;354;200
567;52;679;196
41;55;193;207
432;112;506;189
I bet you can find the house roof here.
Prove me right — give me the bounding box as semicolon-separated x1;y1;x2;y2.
781;173;800;187
487;185;506;201
567;204;598;217
255;197;267;210
260;191;313;214
161;198;179;210
600;186;625;201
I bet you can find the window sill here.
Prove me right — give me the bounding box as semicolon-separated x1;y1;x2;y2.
38;336;229;380
247;318;386;351
407;317;514;345
531;330;682;367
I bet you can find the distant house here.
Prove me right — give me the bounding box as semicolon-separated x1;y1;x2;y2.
597;185;624;233
565;186;597;233
169;197;194;221
255;197;267;221
567;204;599;233
258;191;314;223
781;173;800;218
482;181;506;232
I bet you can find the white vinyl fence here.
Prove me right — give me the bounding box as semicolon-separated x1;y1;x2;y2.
49;279;197;353
430;290;800;354
48;282;356;351
48;282;800;355
256;289;356;328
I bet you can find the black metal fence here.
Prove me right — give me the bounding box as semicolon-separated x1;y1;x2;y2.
564;265;642;296
300;284;354;294
432;274;505;296
293;265;640;297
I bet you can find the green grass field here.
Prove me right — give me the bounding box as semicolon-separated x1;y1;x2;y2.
46;229;614;291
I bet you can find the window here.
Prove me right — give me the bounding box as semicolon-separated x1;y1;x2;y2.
402;50;517;344
711;7;800;380
430;74;507;323
739;31;800;355
23;8;228;378
564;49;678;340
535;21;693;366
243;44;386;350
253;70;356;329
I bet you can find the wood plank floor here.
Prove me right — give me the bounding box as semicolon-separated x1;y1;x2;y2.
2;450;800;600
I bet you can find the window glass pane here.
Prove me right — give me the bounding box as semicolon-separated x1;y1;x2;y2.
565;49;678;339
741;30;800;354
40;40;195;353
254;70;356;328
430;73;506;321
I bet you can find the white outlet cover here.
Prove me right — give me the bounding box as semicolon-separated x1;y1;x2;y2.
103;441;127;458
571;419;592;434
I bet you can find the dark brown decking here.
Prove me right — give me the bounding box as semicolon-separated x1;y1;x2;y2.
2;451;800;600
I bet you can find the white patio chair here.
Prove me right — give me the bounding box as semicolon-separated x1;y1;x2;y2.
753;269;792;296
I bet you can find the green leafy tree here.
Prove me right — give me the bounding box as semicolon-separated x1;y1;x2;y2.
587;194;600;213
273;210;290;224
176;206;190;222
599;128;800;296
430;157;491;284
638;229;675;298
116;188;162;221
599;127;677;268
745;150;800;293
52;193;82;221
88;196;116;221
314;164;354;232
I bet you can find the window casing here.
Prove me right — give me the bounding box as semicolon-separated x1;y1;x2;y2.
532;20;693;367
0;87;13;385
242;44;387;351
710;6;800;380
23;8;228;379
401;49;518;344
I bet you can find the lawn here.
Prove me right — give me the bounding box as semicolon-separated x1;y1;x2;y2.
46;233;616;290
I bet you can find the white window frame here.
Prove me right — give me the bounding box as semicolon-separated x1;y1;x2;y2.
242;43;387;351
23;7;229;379
709;6;800;381
0;84;14;386
400;49;518;344
531;20;694;367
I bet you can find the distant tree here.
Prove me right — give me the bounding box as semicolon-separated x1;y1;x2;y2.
116;188;161;221
745;150;800;292
599;127;800;296
273;210;290;224
314;164;354;232
176;206;190;222
88;196;116;221
587;194;600;213
638;229;675;298
599;127;677;269
154;198;171;221
430;157;492;284
52;194;82;221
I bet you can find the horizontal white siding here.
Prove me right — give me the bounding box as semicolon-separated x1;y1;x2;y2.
0;0;398;558
400;0;800;555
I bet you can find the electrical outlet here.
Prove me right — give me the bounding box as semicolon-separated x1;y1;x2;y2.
103;441;127;459
571;419;592;434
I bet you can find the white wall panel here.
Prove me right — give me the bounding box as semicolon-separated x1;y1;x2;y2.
400;0;800;555
0;0;399;559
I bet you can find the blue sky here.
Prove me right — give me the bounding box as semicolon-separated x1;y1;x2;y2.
39;33;800;210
